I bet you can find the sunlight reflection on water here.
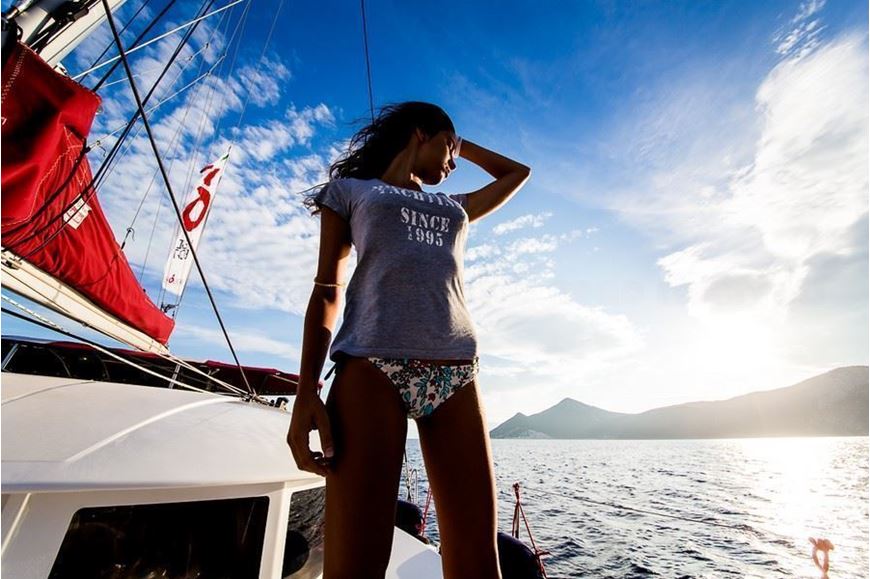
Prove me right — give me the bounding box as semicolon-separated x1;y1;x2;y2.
402;437;868;578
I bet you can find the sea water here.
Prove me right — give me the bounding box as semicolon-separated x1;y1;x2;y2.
400;437;868;578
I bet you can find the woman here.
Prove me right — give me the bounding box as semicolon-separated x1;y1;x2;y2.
287;101;530;579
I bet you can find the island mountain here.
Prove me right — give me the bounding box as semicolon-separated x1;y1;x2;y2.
490;366;869;439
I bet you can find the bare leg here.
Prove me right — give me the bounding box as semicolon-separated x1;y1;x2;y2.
416;379;502;579
323;357;409;578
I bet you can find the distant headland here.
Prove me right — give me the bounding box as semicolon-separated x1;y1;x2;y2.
490;366;869;439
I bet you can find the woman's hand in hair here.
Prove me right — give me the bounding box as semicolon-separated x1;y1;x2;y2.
455;138;531;222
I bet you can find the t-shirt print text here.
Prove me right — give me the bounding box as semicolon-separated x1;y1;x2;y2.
401;207;449;246
374;184;460;247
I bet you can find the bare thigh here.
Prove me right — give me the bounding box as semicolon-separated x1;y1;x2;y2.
416;379;502;579
323;357;408;579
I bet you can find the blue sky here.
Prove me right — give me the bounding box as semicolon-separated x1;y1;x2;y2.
3;0;868;436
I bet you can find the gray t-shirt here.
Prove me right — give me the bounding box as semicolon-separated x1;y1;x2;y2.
310;177;478;362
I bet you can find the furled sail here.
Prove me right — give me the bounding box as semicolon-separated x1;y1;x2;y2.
0;40;175;349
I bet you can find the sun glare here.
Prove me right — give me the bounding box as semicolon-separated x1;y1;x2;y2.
738;438;840;542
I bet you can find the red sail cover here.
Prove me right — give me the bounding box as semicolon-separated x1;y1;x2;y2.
1;41;174;345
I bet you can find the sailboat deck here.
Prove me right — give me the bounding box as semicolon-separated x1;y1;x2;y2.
1;372;318;492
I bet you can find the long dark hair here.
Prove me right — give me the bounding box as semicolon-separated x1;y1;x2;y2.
304;101;454;213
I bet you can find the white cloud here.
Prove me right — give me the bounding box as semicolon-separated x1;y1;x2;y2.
466;243;501;262
586;16;868;400
793;0;826;22
491;211;553;235
468;275;642;377
601;26;867;332
74;30;344;319
232;58;291;108
226;104;334;163
656;34;868;324
727;35;867;261
506;234;559;256
463;226;644;392
773;0;827;57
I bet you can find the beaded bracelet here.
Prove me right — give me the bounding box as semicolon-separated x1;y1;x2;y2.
313;278;346;287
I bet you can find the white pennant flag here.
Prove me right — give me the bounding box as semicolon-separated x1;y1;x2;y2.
162;150;230;296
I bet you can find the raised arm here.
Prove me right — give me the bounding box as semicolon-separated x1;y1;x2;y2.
458;138;531;222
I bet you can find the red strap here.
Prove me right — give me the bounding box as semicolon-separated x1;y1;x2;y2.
419;487;433;535
512;482;549;578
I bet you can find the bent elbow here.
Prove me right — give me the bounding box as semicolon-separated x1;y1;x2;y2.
513;164;531;181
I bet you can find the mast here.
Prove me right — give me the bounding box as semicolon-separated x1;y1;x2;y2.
2;0;128;67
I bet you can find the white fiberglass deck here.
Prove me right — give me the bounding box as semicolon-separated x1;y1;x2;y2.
1;371;445;578
1;372;317;491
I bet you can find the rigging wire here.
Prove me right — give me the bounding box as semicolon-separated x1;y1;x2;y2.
99;41;212;89
359;0;415;488
92;24;215;191
91;0;179;91
100;62;169;89
129;12;232;283
99;0;256;398
159;41;226;310
152;5;234;309
207;0;253;141
230;0;284;132
1;293;275;400
174;52;222;205
79;0;156;83
75;0;244;83
89;0;217;205
166;120;229;317
138;187;166;283
170;0;248;218
288;0;377;202
140;55;224;108
359;0;374;122
90;0;213;187
123;55;222;249
4;0;297;402
2;0;216;259
357;0;418;491
90;0;215;184
163;0;282;316
2;301;216;396
97;53;225;142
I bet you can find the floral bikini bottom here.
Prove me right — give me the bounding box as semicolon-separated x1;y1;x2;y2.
366;357;480;419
